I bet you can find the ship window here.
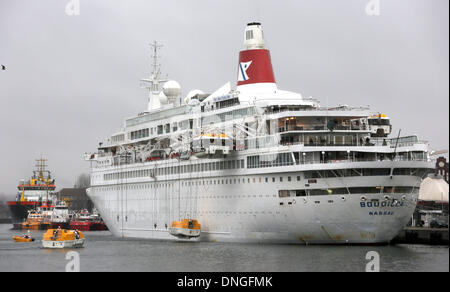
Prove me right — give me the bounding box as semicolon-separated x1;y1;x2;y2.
297;176;301;181
246;29;254;40
288;176;291;182
279;190;289;197
296;190;307;197
280;177;283;182
394;186;413;193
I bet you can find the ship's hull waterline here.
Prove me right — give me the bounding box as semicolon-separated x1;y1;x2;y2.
88;171;421;244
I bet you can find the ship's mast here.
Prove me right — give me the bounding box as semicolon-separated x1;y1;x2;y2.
150;41;162;81
35;156;48;180
141;41;167;111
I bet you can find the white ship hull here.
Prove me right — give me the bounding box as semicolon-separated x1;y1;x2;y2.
87;160;427;244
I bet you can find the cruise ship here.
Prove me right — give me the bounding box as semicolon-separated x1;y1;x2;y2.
85;23;435;244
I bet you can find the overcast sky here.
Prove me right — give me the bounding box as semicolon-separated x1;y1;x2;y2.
0;0;448;196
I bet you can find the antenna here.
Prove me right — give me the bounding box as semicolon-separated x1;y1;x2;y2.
150;41;163;80
140;41;168;111
35;156;48;179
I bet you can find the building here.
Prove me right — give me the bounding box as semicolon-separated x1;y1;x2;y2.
56;188;93;212
436;156;449;183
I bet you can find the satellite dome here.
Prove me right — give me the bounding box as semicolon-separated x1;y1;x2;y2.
185;89;204;104
163;80;181;99
419;176;449;203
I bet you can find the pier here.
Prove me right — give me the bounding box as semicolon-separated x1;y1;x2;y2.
393;227;449;245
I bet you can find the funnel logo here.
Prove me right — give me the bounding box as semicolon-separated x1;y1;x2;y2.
238;61;252;81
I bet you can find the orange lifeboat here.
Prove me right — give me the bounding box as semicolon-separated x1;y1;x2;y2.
13;235;35;242
42;229;85;248
169;219;201;239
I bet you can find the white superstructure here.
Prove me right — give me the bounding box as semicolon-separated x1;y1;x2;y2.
85;23;435;244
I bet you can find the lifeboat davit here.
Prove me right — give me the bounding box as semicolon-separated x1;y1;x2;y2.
42;229;85;248
169;219;201;239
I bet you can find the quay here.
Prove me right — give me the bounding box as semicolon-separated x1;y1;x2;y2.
393;227;449;245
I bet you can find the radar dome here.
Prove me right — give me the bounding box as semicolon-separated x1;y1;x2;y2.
158;91;168;104
163;80;181;99
184;89;204;104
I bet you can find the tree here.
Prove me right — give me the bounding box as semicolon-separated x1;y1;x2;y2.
74;174;90;188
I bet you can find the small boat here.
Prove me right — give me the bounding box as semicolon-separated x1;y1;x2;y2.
69;209;108;231
42;228;85;249
169;219;201;239
13;235;35;242
21;221;40;230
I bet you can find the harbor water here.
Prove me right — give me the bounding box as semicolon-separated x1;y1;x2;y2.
0;224;447;272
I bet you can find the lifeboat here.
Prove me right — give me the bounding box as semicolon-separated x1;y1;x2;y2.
42;229;85;249
169;219;201;239
13;235;35;242
193;133;231;157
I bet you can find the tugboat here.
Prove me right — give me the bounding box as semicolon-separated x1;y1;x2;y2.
8;157;56;223
14;202;67;230
18;210;45;230
69;209;107;231
47;201;70;229
42;228;85;249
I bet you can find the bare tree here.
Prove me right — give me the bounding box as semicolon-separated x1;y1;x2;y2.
74;173;90;188
0;193;12;219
